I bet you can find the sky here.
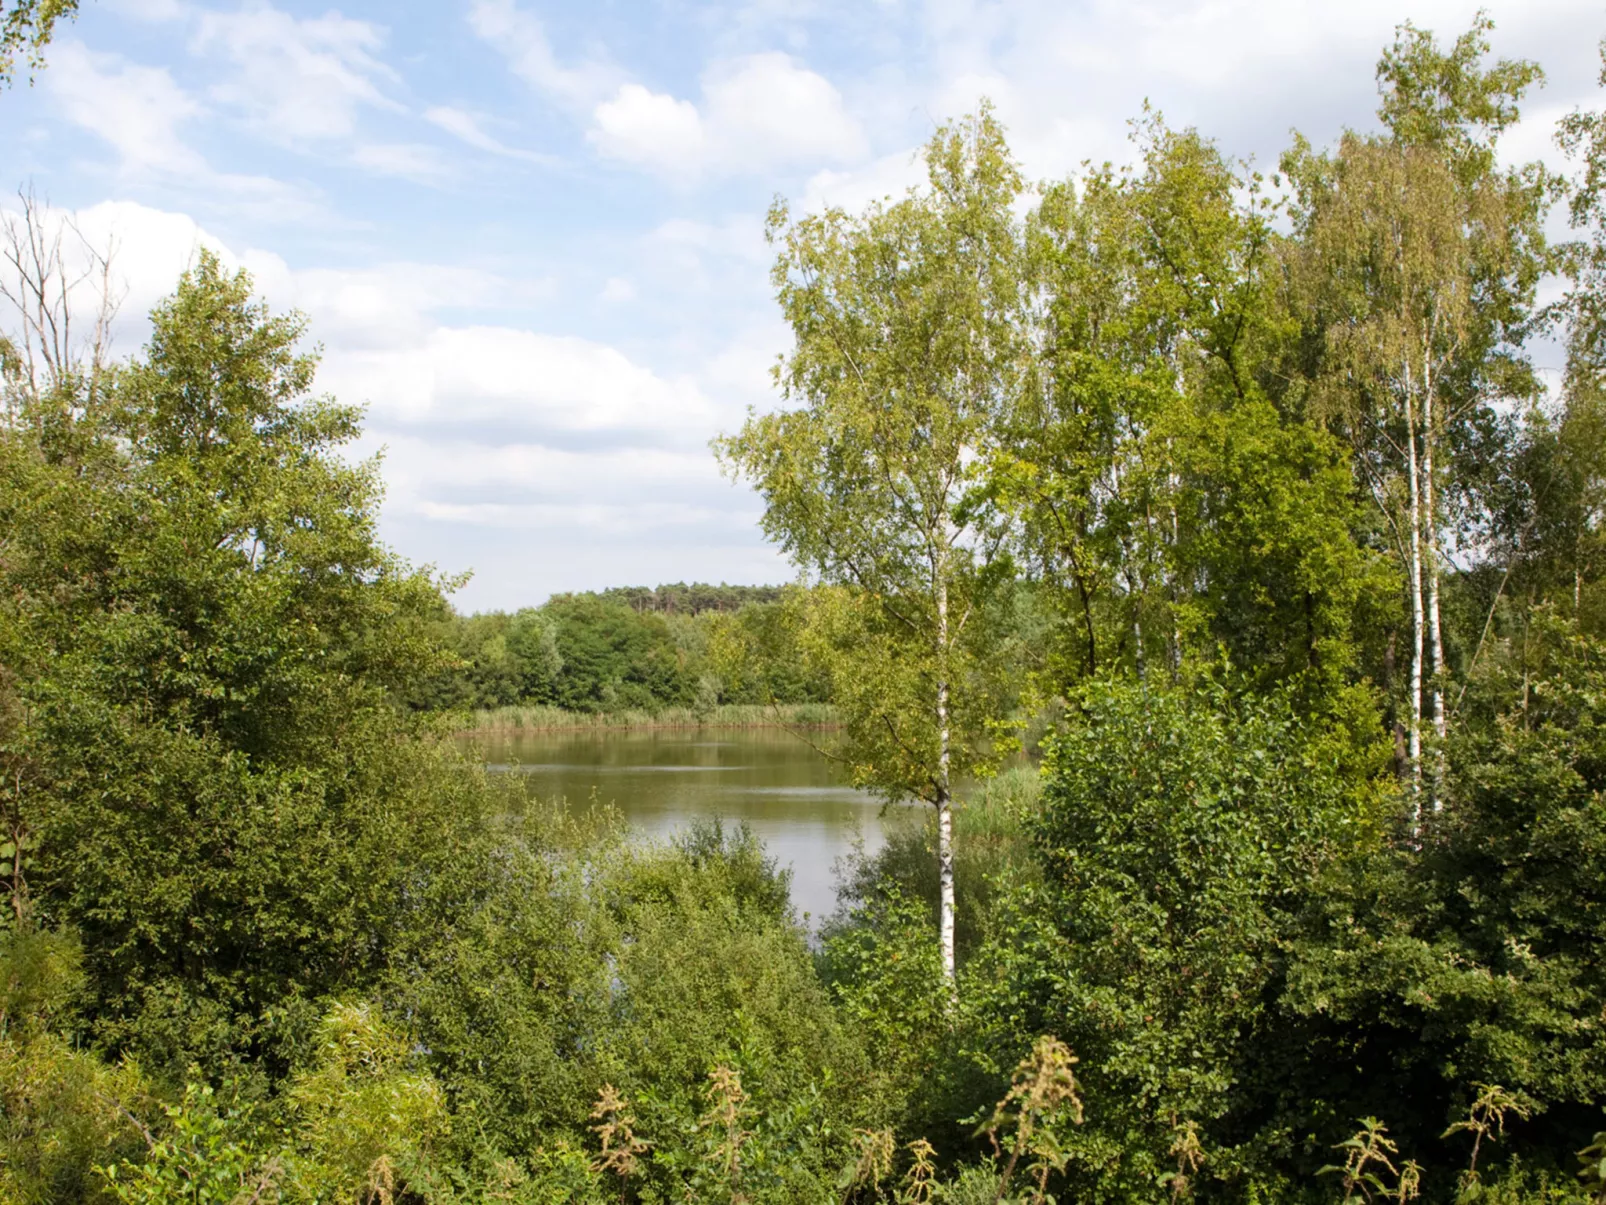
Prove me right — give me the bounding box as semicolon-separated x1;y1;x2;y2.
0;0;1600;611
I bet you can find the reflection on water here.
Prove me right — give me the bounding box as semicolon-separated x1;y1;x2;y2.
470;727;913;926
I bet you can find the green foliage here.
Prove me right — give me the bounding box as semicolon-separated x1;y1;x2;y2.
1010;112;1385;711
1580;1122;1606;1204
790;584;1025;807
409;586;830;717
717;101;1031;794
1269;630;1606;1181
0;252;495;1078
100;1082;267;1205
0;0;76;85
991;678;1377;1198
828;768;1041;971
0;927;147;1205
975;1035;1085;1205
9;17;1606;1205
1318;1117;1422;1205
1375;16;1544;180
583;582;784;616
285;1002;449;1201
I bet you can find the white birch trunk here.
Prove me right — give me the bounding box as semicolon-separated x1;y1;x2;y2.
1421;377;1447;811
935;572;957;993
1404;365;1425;822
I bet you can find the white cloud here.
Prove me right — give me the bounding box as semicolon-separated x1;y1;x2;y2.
0;200;279;371
702;321;789;402
467;0;622;110
29;0;1598;609
590;85;706;173
414;500;734;531
42;43;323;219
0;197;753;600
192;3;399;143
290;263;547;349
650;216;767;260
104;0;186;21
703;52;868;164
378;437;754;540
321;327;716;434
800;146;927;213
588;53;867;179
424;106;556;164
387;439;722;501
352;142;447;183
897;0;1602;185
46;42;203;176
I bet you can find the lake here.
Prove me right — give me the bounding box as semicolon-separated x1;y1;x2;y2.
471;726;910;925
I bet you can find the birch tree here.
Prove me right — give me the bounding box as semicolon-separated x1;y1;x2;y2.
1;0;79;86
1006;118;1372;707
717;107;1026;991
1287;18;1546;815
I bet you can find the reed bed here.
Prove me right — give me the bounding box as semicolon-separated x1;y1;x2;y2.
464;701;840;732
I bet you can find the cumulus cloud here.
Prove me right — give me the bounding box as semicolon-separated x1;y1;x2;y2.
29;0;1596;607
590;85;706;173
320;327;716;436
384;439;725;506
902;0;1599;182
0;197;736;604
288;263;550;349
588;52;868;179
0;197;758;609
800;147;927;214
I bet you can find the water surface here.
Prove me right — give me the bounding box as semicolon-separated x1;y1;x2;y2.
473;727;907;925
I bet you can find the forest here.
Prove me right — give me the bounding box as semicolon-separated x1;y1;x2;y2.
3;11;1606;1205
409;584;831;718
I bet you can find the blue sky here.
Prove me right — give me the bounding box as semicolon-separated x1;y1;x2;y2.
0;0;1598;610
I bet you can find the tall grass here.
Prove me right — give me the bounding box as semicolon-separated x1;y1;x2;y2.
464;701;840;732
958;764;1042;836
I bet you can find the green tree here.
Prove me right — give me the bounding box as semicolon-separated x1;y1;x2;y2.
965;678;1376;1200
718;105;1027;988
1010;117;1377;707
1285;16;1549;812
0;251;478;1073
1559;40;1606;391
0;0;77;87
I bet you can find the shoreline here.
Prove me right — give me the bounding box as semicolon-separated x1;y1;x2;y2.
461;720;844;734
455;703;841;735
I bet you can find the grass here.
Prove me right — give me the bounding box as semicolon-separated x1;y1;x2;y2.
958;764;1042;833
463;702;840;732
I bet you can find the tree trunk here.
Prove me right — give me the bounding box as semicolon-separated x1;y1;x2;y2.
1404;367;1425;823
1421;383;1447;811
935;573;957;994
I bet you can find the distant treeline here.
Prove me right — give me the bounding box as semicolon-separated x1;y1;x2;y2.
571;581;783;615
409;583;830;714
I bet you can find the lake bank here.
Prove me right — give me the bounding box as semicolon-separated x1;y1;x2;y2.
462;701;840;733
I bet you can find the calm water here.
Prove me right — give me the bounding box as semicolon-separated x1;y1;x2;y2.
472;727;908;925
